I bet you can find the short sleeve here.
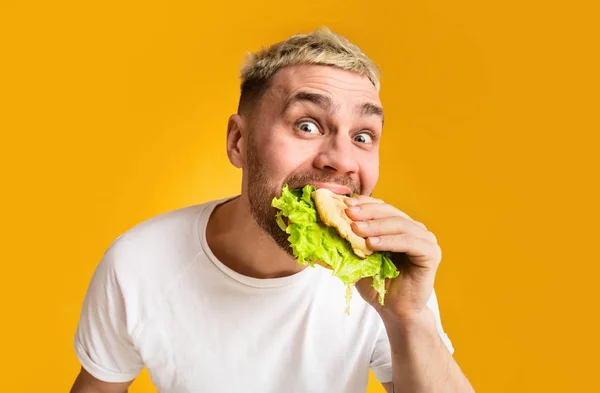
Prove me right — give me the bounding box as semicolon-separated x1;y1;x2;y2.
427;288;454;355
74;243;144;382
369;288;454;383
370;318;393;383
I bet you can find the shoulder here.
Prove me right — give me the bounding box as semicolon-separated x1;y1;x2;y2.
99;200;223;301
114;203;209;250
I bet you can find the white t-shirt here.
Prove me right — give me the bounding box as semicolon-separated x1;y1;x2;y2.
74;198;454;393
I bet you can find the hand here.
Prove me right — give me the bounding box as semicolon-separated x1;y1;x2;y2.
345;196;442;323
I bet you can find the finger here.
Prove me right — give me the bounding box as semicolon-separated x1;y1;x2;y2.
367;234;442;266
344;195;384;206
352;216;436;244
346;202;427;230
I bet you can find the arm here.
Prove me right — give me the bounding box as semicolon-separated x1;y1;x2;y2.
70;367;134;393
73;241;144;390
381;309;474;393
344;195;475;393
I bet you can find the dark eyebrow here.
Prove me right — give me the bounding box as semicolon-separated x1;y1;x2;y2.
282;91;384;125
282;92;333;115
358;102;384;125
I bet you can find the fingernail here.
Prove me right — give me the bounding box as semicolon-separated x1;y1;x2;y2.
347;206;360;213
369;237;380;244
355;221;367;228
346;198;358;206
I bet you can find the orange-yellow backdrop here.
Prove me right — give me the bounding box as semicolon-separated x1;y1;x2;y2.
1;1;598;392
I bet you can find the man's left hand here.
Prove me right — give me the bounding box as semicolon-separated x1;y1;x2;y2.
345;195;442;323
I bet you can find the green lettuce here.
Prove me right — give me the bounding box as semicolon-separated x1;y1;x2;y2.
272;184;400;305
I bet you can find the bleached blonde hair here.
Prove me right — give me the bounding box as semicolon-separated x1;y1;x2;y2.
237;27;380;113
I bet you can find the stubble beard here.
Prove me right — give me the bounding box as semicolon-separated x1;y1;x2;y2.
245;134;360;258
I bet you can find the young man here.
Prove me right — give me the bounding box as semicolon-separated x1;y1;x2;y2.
71;28;475;393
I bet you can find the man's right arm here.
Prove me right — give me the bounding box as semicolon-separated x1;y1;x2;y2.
70;367;134;393
73;240;144;392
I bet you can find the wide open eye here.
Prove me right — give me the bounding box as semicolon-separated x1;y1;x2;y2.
296;121;320;135
354;132;373;144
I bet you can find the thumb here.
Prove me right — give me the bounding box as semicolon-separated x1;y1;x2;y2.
354;277;379;306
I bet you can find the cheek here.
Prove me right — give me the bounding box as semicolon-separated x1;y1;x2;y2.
359;154;380;193
257;131;314;180
267;142;311;175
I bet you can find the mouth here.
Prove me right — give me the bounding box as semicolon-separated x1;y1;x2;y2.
305;182;354;197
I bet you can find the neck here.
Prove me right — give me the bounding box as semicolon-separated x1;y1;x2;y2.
206;195;306;279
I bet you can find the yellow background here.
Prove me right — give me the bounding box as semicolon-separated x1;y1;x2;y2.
1;1;598;392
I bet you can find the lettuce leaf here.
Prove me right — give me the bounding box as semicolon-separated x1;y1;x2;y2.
271;184;400;305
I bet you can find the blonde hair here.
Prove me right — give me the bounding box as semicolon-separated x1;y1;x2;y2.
238;27;380;113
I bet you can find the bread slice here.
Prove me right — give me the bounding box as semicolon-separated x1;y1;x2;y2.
311;188;374;259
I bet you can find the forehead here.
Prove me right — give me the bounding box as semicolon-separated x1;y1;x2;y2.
266;65;381;108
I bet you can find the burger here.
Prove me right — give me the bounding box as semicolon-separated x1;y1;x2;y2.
271;184;400;314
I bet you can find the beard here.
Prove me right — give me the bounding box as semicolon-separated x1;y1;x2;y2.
246;135;361;257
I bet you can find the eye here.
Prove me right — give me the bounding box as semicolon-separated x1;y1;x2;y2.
354;132;373;144
296;121;320;135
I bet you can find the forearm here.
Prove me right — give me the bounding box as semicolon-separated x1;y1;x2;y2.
70;368;132;393
383;309;475;393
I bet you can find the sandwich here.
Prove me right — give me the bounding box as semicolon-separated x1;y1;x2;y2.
271;184;400;314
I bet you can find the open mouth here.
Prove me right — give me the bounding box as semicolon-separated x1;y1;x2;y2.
291;184;353;198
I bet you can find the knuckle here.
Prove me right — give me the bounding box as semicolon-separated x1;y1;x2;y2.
428;231;438;244
435;244;443;261
401;234;412;249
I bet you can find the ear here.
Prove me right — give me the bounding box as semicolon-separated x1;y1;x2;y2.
226;114;245;168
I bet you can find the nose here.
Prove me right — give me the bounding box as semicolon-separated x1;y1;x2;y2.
312;133;359;175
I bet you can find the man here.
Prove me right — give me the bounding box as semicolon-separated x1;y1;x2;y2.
71;27;475;393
